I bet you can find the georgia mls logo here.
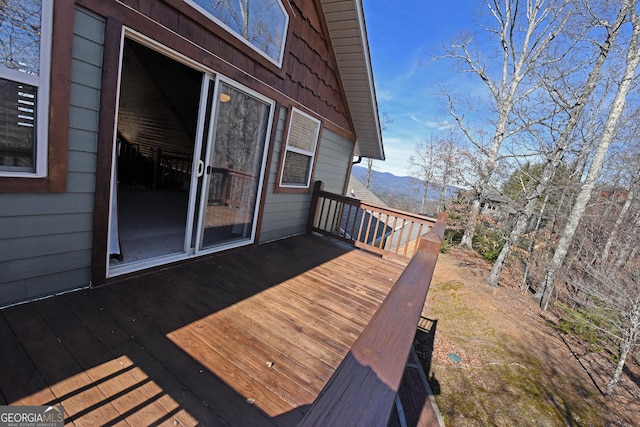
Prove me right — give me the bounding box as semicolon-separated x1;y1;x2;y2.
0;405;64;427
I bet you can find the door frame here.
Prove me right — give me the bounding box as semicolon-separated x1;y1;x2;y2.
105;27;275;278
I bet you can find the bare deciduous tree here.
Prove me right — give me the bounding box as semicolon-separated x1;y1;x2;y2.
562;221;640;396
537;1;640;310
408;131;466;215
486;0;631;287
408;138;438;214
437;131;462;212
365;112;392;188
0;0;42;74
437;0;573;249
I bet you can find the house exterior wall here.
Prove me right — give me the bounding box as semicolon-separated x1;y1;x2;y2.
0;0;365;306
0;7;104;307
260;107;353;243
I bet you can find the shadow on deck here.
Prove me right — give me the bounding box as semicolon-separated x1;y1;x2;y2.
0;234;406;426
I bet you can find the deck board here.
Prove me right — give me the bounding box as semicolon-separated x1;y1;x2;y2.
0;314;57;406
93;284;268;426
66;288;231;426
0;234;404;425
4;302;123;426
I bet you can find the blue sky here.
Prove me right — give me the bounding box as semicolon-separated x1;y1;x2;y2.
363;1;485;177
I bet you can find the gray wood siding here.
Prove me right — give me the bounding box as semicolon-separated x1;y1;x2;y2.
0;7;105;307
259;106;353;243
314;129;353;193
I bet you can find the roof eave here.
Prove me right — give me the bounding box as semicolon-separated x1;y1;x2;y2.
321;0;385;160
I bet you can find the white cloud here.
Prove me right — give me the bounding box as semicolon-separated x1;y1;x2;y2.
375;137;419;177
408;114;451;129
376;88;395;101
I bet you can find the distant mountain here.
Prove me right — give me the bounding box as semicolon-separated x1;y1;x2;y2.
351;165;462;214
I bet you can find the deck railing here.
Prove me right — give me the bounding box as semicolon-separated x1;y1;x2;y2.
307;181;439;262
300;208;447;426
207;167;256;208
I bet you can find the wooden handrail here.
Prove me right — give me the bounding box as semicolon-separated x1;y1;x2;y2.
307;181;439;262
206;167;256;208
299;211;447;426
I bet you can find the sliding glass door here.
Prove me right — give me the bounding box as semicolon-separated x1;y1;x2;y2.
195;80;272;251
108;34;273;276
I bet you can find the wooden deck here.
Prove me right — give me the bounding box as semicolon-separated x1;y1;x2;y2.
0;234;406;426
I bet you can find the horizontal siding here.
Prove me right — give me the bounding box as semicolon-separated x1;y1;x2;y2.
0;6;105;307
261;106;302;242
314;128;352;194
68;105;100;132
70;57;103;89
68;128;99;153
67;171;96;193
67;150;97;173
1;250;93;283
0;213;93;240
0;232;93;262
259;108;353;243
0;193;95;217
0;268;92;307
266;107;288;179
70;82;101;111
26;268;92;300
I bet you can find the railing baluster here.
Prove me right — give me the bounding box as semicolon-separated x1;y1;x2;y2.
332;200;341;234
372;211;381;247
413;223;424;257
343;203;351;237
403;221;415;258
389;215;398;252
328;199;336;232
317;196;325;231
356;206;365;243
378;214;388;249
321;197;330;232
364;209;374;245
307;181;439;262
349;204;359;239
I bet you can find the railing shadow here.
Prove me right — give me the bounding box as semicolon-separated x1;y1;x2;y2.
415;317;440;396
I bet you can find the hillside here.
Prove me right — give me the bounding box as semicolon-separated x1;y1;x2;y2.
422;248;640;426
351;165;461;214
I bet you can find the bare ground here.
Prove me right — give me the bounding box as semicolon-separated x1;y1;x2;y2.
416;248;640;426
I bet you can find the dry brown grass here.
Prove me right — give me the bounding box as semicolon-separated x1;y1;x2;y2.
416;248;640;426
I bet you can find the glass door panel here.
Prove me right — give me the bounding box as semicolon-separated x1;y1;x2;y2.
197;80;271;250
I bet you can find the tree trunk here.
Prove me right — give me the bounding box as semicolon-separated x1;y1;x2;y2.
536;13;640;310
521;194;549;292
603;187;635;262
606;341;632;396
606;299;640;397
438;184;447;213
421;182;429;214
614;209;640;269
487;212;528;286
461;198;481;249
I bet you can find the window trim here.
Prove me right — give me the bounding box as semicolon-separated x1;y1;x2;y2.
0;0;54;178
183;0;289;68
276;106;321;192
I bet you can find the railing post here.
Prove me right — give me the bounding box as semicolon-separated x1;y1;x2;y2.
419;211;448;255
306;180;324;234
